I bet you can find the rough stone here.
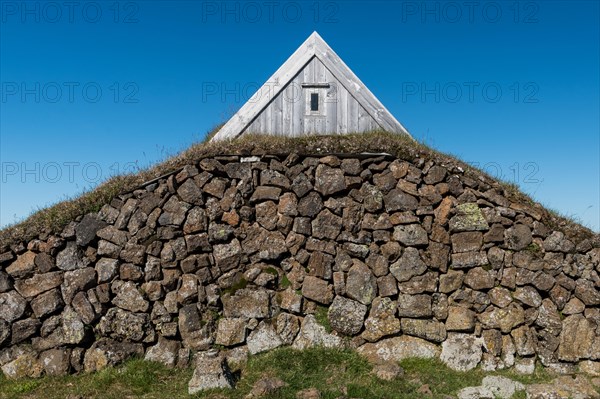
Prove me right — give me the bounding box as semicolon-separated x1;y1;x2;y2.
302;276;333;305
327;296;367;336
215;318;247;347
1;351;43;379
223;289;271;319
0;290;27;322
361;297;401;342
98;308;149;342
439;270;464;293
292;315;343;350
345;260;377;305
357;336;440;363
513;285;542;308
112;281;149;313
478;303;525;334
84;338;144;372
543;231;576;253
95;258;119;283
31;289;63;318
246;377;288;398
183;207;207;234
397;294;432;318
575;279;600;305
314;165;346;196
15;271;63;298
446;306;475;332
464;267;495;290
6;251;36;278
11;318;41;344
504;224;533;250
451;232;483;253
451;251;488;269
392;224;428;246
40;348;71;376
247;322;283;354
449;203;489;232
401;318;446;342
178;179;203;205
526;376;600;399
56;242;87;271
312;209;342;240
276;313;300;344
61;267;95;304
558;314;595;362
213;239;242;272
390;247;427;283
440;333;483;371
384;189;419;212
75;214;107;246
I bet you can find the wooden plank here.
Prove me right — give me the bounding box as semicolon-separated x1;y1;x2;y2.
358;103;371;132
272;91;283;135
292;72;304;135
325;68;338;133
282;82;293;136
339;85;350;134
348;95;359;132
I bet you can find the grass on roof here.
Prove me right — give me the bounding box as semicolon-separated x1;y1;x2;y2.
0;129;595;249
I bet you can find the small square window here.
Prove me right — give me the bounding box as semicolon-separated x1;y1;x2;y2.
310;93;319;111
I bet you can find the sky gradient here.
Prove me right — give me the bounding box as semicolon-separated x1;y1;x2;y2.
1;0;599;231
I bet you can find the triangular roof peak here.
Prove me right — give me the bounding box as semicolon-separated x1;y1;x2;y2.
211;31;411;141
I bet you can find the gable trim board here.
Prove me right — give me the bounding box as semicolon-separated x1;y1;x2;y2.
210;31;411;141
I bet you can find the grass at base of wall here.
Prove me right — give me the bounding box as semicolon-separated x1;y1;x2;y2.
0;347;564;399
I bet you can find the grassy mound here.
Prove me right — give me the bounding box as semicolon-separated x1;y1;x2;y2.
0;131;595;249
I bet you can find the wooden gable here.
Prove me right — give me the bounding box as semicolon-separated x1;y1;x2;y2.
210;32;411;141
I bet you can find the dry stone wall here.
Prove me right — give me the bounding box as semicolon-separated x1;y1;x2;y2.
1;152;599;379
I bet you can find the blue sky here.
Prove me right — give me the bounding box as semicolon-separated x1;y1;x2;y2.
1;0;599;231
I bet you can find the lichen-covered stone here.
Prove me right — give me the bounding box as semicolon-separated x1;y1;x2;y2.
392;224;428;246
215;318;246;347
390;247;427;283
223;289;271;319
357;336;440;363
84;338;143;372
345;260;377;305
361;297;400;342
301;276;333;305
441;333;483;371
327;296;367;336
247;322;283;354
292;315;343;350
449;203;489;232
0;290;27;322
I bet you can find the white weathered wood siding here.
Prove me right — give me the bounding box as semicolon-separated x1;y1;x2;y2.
243;57;380;135
210;32;411;142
